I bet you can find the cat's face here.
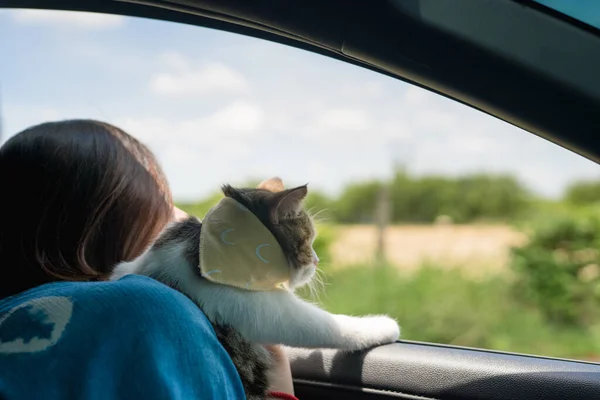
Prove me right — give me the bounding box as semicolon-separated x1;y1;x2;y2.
221;177;318;289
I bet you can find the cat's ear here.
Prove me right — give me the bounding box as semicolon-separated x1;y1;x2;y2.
270;185;308;224
258;177;285;193
221;184;237;198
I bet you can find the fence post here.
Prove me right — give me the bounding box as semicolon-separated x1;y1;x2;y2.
375;182;391;265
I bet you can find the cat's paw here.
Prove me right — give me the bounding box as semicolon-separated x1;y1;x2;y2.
334;314;400;351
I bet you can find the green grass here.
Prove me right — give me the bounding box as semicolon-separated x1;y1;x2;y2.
300;265;600;361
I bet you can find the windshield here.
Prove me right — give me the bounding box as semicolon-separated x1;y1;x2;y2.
533;0;600;30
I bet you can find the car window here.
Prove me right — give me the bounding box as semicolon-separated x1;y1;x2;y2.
2;9;600;363
533;0;600;30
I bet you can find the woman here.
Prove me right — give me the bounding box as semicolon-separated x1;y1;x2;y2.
0;120;295;399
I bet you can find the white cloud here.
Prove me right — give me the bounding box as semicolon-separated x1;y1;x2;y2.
306;108;412;146
404;86;432;106
450;136;493;154
206;101;264;133
10;10;125;29
115;102;264;200
380;120;412;140
160;52;190;72
116;117;169;147
150;53;248;97
2;105;70;142
339;81;384;98
314;108;370;132
117;101;263;149
413;109;459;132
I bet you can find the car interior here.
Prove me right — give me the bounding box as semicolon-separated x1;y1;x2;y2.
3;0;600;398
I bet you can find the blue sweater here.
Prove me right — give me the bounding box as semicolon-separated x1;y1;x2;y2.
0;275;246;399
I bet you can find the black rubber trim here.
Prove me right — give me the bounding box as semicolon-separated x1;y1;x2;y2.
294;378;439;400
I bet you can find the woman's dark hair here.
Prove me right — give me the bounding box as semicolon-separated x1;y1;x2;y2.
0;119;173;299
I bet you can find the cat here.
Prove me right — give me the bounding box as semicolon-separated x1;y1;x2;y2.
111;177;400;399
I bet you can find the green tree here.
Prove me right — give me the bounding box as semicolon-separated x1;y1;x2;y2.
453;174;530;222
332;180;383;223
389;171;456;222
387;171;530;223
564;180;600;206
178;172;531;225
511;205;600;327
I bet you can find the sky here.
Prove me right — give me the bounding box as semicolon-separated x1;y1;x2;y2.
1;8;599;201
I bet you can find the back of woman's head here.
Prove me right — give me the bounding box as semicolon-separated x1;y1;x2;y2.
0;120;173;299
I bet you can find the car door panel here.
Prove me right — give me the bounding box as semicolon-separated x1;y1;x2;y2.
289;342;600;399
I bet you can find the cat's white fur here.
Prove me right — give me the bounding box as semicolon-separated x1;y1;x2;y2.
111;231;400;350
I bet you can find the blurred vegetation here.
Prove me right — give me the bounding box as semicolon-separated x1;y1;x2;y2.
177;173;600;360
177;192;223;219
176;169;533;224
305;170;532;224
511;205;600;327
311;223;335;267
299;265;600;360
564;180;600;207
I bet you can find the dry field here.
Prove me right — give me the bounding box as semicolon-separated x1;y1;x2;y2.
329;224;527;276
